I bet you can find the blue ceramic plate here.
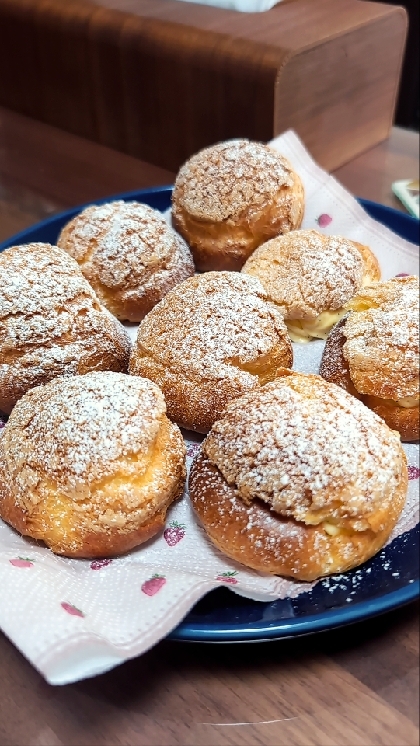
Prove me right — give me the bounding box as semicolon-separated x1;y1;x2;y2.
1;187;418;642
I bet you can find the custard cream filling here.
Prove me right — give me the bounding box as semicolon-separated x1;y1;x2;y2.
397;394;419;409
323;522;342;537
396;395;419;408
286;309;347;343
286;271;376;344
366;393;419;409
362;274;376;288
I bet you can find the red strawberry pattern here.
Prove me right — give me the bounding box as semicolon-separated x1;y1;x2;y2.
408;465;420;480
61;602;85;618
9;557;34;568
90;559;113;570
316;214;332;228
141;574;166;596
164;522;186;546
186;442;201;459
216;571;238;585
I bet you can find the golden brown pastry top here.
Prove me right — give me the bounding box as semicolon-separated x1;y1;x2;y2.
0;242;130;370
203;373;405;534
172;139;298;223
58;199;186;267
343;276;419;401
57;201;194;313
133;271;291;386
242;229;366;319
0;372;182;528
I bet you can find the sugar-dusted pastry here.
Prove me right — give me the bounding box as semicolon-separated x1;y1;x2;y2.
129;272;293;433
189;372;407;581
57;200;195;322
0;372;186;557
171;139;304;271
0;243;131;415
242;229;381;343
320;276;419;441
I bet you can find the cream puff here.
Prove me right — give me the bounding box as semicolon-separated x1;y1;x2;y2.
242;229;381;342
57;200;195;322
0;243;131;414
129;271;293;433
0;372;186;557
172;139;304;271
189;372;407;581
320;276;419;441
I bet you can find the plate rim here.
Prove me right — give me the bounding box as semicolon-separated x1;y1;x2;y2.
1;187;418;253
0;187;418;643
170;578;419;641
0;185;174;252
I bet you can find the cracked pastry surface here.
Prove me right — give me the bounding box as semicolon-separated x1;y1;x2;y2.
57;200;195;322
320;276;419;441
0;243;131;415
172;139;305;271
129;272;293;433
0;372;186;557
242;229;381;342
189;372;407;581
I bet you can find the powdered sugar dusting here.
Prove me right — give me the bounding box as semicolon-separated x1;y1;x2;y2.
172;140;295;222
58;201;176;272
57;201;195;320
343;276;419;399
0;243;131;411
242;229;364;318
0;372;167;500
132;272;291;384
204;374;405;531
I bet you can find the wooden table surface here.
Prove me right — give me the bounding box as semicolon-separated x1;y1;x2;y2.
0;107;418;746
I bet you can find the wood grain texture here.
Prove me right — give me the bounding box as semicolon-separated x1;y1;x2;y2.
0;0;408;171
273;11;407;171
1;108;417;242
0;107;174;243
371;0;419;129
334;126;420;207
0;604;418;745
0;109;418;745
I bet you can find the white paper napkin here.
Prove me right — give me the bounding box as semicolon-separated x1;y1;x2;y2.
0;130;418;685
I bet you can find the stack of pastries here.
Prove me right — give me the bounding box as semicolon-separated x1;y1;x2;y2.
0;137;416;582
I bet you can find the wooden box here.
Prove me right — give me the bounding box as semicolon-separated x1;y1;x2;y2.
0;0;407;172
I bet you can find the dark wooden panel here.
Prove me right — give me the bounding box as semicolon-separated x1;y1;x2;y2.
0;0;41;119
0;106;174;243
33;0;98;139
0;0;408;171
370;0;419;129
